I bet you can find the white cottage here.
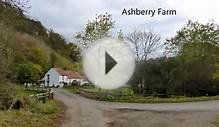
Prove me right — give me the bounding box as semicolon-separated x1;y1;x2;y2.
42;68;87;87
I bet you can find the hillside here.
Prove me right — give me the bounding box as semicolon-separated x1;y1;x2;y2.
0;2;81;83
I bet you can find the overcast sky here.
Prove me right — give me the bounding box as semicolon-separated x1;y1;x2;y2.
28;0;219;42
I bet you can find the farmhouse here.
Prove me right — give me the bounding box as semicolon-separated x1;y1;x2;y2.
42;68;88;87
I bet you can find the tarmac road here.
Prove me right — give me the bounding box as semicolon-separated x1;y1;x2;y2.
54;89;219;127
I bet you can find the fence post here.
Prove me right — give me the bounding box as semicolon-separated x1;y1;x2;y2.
51;92;53;99
42;96;46;103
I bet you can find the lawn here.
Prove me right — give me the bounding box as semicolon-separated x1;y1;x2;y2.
0;83;63;127
66;85;219;103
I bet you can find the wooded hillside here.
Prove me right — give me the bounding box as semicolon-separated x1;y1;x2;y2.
0;2;80;83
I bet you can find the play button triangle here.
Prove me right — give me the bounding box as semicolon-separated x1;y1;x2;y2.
105;51;117;75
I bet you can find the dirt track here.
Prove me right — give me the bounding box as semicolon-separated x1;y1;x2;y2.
54;89;219;127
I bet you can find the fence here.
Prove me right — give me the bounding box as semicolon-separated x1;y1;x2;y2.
26;85;54;103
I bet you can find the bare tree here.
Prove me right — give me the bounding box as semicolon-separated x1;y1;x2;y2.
127;30;162;62
127;29;162;94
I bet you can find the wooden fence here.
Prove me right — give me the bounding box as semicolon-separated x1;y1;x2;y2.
26;86;53;103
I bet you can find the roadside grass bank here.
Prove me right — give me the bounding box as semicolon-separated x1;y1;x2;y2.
65;85;80;94
214;115;219;127
65;86;219;103
0;83;63;127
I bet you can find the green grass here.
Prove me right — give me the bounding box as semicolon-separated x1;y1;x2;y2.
64;86;80;93
214;115;219;127
0;101;62;127
68;86;219;103
80;86;134;95
98;94;219;103
0;83;63;127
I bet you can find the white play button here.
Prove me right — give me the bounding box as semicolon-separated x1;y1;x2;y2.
83;38;135;89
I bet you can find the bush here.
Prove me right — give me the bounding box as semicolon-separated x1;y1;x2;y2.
131;56;219;97
16;63;43;84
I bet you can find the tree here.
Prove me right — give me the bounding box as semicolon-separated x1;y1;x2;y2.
165;20;219;56
118;29;124;41
47;30;81;63
16;63;43;84
130;56;219;96
127;30;162;62
130;21;219;96
68;43;81;62
26;47;49;72
127;30;162;94
163;20;219;96
48;30;66;50
75;12;115;48
165;20;219;81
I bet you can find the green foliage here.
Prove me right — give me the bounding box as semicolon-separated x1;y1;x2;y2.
165;20;219;55
50;52;75;70
16;63;43;83
0;83;61;127
76;12;114;47
75;86;219;103
131;56;219;96
130;20;219;97
0;3;74;127
26;47;49;71
68;43;81;62
213;64;219;80
0;3;81;82
47;30;66;50
46;30;81;62
79;86;134;96
0;2;47;38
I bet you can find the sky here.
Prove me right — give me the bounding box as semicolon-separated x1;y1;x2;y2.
28;0;219;42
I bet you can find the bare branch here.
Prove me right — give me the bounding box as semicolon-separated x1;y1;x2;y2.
127;29;162;62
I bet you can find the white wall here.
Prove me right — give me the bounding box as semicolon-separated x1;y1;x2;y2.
59;75;68;83
43;68;86;87
44;69;61;87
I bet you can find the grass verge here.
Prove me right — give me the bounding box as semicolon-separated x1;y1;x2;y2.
0;83;63;127
98;94;219;103
0;100;62;127
64;86;80;93
213;115;219;127
66;86;219;103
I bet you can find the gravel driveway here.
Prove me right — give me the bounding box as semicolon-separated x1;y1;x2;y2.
54;89;219;127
